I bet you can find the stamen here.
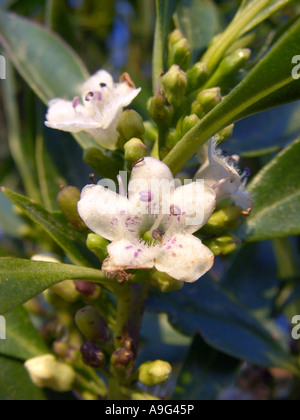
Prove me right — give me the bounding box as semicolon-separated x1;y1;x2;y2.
212;176;235;191
100;83;107;88
119;72;135;88
89;173;97;185
170;204;182;216
117;175;126;197
85;92;94;102
152;228;164;244
132;158;145;168
241;167;251;179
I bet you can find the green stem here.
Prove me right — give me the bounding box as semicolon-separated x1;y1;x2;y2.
152;0;164;93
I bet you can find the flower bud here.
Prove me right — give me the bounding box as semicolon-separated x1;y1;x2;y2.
80;342;105;369
205;49;251;89
161;65;187;109
75;280;101;300
117;110;145;149
124;138;148;167
75;306;109;343
86;233;109;261
53;341;79;364
57;186;87;231
191;87;222;118
144;121;158;144
83;148;124;179
180;114;200;136
25;354;76;392
203;234;241;256
51;280;80;303
168;30;192;71
150;271;184;293
214;124;235;144
187;62;209;93
200;206;244;235
166;128;181;149
111;348;134;371
148;94;174;128
138;360;172;386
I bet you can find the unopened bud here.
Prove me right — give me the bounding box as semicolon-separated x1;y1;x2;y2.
200;206;244;235
148;94;174;128
51;280;80;303
111;348;134;371
57;186;87;231
168;30;192;71
75;281;101;300
80;342;105;368
191;87;222;118
144;121;158;144
150;271;183;293
124;138;148;167
214;124;235;144
83;148;124;179
205;49;251;89
75;306;109;343
86;233;109;261
161;65;187;109
117;110;145;149
138;360;172;386
187;62;209;93
166;129;181;149
25;355;76;392
53;341;79;363
180;114;200;136
203;234;241;256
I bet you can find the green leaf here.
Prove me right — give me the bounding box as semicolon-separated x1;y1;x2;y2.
164;18;300;174
0;258;113;314
0;193;25;238
0;355;46;400
153;0;179;89
147;276;298;372
173;335;240;400
0;307;49;360
174;0;221;53
0;11;97;150
1;187;98;267
240;137;300;241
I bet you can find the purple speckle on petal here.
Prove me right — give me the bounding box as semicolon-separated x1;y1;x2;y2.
72;96;80;109
120;210;126;215
139;190;153;203
134;252;139;258
179;244;183;248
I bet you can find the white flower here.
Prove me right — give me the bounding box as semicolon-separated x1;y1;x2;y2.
195;140;253;213
78;157;216;283
45;70;141;150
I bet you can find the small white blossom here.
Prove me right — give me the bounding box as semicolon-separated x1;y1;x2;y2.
195;140;253;213
45;70;141;150
78;157;216;283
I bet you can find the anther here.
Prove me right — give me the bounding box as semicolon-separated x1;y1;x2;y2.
100;83;107;88
119;72;135;88
170;204;182;216
152;228;164;244
89;174;97;185
85;92;94;102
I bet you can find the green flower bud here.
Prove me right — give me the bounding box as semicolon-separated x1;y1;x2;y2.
138;360;172;386
205;48;251;89
83;148;124;180
214;124;235;144
187;62;209;93
203;234;241;256
124;138;148;167
168;30;192;71
166;128;181;149
150;271;184;293
192;87;222;118
111;348;134;372
57;186;87;231
80;342;105;369
75;306;109;343
161;65;188;109
148;94;174;128
86;233;109;261
180;114;200;136
51;280;80;303
200;206;244;235
25;354;76;392
117;110;145;149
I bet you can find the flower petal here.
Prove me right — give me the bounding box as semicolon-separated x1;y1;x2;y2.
155;234;214;283
78;184;141;241
102;239;155;273
164;181;216;235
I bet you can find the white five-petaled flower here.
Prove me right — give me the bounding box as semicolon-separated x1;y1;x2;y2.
45;70;141;150
195;140;253;213
78;157;216;283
